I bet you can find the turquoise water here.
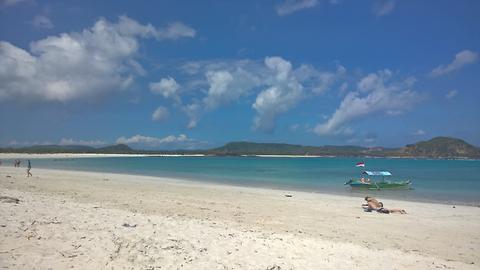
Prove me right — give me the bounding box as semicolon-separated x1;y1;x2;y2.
12;156;480;205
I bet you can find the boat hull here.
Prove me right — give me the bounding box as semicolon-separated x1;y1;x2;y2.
346;180;412;190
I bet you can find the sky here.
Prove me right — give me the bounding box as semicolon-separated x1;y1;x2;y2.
0;0;479;150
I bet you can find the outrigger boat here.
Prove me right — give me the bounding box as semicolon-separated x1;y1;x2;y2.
345;170;412;190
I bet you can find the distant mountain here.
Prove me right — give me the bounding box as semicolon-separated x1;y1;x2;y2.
209;138;479;158
1;137;478;158
210;141;386;156
210;142;310;155
400;137;480;158
97;144;134;154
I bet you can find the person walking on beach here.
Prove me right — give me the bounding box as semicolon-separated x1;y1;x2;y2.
27;160;32;177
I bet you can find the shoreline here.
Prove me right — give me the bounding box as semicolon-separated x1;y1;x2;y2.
14;166;480;206
1;166;479;269
1;155;479;206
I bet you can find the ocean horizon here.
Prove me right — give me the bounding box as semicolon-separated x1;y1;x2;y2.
9;156;480;205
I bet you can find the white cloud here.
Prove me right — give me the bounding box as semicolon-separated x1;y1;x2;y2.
117;134;188;145
32;15;54;29
412;129;426;136
204;68;260;109
156;22;196;40
5;138;106;147
116;134;206;149
276;0;318;16
1;0;28;6
7;140;52;146
59;138;106;147
150;76;181;103
294;64;346;94
178;57;344;132
152;106;169;122
182;103;201;129
372;0;396;16
252;57;304;132
430;50;478;77
0;16;195;103
445;89;458;99
314;70;421;135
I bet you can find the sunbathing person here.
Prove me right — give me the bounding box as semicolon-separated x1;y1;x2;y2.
362;196;381;209
377;202;407;214
362;197;407;214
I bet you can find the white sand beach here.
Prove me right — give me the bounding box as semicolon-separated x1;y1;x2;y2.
1;166;479;269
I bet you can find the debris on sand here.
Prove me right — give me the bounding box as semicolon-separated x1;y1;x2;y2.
122;223;137;228
0;196;20;204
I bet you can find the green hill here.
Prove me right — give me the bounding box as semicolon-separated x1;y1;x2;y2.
400;137;480;158
210;137;479;158
210;141;370;156
97;144;134;154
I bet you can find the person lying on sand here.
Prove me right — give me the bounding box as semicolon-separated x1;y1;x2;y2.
375;202;407;214
362;197;407;214
362;196;381;209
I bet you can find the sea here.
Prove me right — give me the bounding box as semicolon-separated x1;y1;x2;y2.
9;156;480;205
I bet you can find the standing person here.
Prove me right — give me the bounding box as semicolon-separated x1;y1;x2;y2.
27;160;32;177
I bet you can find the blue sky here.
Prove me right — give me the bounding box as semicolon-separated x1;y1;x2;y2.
0;0;479;149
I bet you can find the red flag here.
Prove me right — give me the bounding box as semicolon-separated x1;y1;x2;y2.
355;162;365;167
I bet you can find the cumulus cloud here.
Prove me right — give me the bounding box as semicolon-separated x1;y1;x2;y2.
276;0;318;16
314;70;421;135
179;57;344;132
204;68;260;109
59;138;106;147
430;50;478;77
152;106;169;122
32;15;54;29
0;16;195;103
445;89;458;99
252;57;304;132
294;64;346;94
150;76;181;103
116;134;205;149
372;0;396;16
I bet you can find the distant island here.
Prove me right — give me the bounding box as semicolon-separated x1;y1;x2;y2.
1;137;479;159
